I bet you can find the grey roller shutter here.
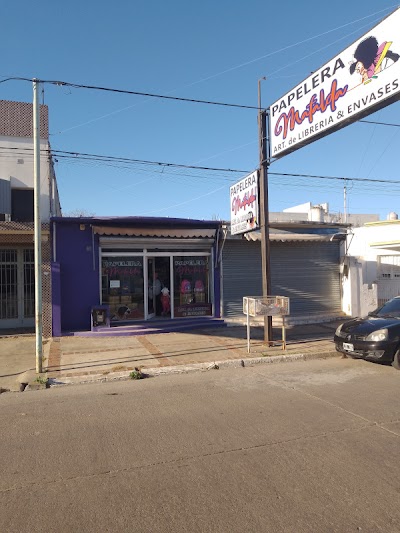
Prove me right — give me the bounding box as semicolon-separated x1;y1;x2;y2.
222;240;262;318
271;241;341;314
222;239;341;319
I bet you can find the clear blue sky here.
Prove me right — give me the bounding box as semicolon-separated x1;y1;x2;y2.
1;0;399;221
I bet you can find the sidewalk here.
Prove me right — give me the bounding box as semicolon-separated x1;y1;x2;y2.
0;320;342;392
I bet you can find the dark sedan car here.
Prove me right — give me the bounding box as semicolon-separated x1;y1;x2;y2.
334;296;400;369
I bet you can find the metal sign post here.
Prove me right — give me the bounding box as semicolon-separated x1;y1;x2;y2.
258;79;273;344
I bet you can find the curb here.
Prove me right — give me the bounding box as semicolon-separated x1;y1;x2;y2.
49;349;340;387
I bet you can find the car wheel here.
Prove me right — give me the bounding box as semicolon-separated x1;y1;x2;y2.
392;349;400;370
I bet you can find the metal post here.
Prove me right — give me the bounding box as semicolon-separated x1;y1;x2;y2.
258;79;273;344
246;299;251;353
33;79;43;373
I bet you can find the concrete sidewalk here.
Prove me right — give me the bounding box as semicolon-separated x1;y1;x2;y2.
0;320;342;392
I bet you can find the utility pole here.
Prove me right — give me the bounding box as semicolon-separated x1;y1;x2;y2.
258;78;273;343
33;79;43;373
343;179;347;224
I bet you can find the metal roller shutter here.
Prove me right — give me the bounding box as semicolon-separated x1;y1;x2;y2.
222;240;262;319
222;240;341;319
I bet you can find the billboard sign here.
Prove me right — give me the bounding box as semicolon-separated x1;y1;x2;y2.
269;8;400;159
230;171;259;235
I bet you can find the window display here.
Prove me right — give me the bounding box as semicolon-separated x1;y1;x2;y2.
173;256;211;317
101;257;144;321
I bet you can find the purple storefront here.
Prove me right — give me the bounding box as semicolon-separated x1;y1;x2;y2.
51;217;222;335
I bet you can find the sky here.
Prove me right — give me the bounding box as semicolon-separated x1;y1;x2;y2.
1;0;400;222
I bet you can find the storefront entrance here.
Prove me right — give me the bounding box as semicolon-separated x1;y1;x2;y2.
147;256;171;319
101;252;212;323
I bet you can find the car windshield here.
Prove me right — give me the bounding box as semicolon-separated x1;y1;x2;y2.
371;298;400;318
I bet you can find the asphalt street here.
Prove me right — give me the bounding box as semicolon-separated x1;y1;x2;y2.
1;357;400;532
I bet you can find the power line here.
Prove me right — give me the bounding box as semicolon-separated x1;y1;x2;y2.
46;79;260;109
51;150;251;174
42;150;400;184
269;171;400;185
2;144;400;185
360;120;400;128
0;145;250;173
0;76;260;110
3;77;400;125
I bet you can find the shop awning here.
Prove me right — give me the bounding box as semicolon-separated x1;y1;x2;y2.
93;226;217;239
244;231;345;242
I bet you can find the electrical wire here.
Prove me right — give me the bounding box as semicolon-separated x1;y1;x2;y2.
2;145;400;186
184;6;398;86
0;76;260;110
43;6;400;135
267;17;385;80
361;120;400;127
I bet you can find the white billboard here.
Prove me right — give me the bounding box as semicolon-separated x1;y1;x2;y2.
269;8;400;159
230;171;259;236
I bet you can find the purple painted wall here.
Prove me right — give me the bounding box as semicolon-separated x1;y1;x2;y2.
51;262;61;337
213;242;221;318
55;222;100;332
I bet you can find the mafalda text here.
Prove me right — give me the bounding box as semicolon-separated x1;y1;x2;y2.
271;54;399;155
230;173;257;216
271;60;348;153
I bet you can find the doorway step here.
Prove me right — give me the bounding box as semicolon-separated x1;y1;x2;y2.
70;317;226;337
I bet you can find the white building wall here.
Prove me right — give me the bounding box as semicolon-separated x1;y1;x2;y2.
0;99;61;221
0;136;53;221
342;223;400;317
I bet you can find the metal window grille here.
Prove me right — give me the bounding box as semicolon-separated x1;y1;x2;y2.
0;249;18;319
0;231;52;337
23;249;35;318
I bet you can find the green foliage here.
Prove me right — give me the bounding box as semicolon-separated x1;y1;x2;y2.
34;374;49;385
130;367;144;380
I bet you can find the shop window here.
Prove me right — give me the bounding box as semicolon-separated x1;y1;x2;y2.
173;256;212;317
101;257;144;321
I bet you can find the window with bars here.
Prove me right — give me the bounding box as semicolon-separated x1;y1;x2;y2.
0;249;18;319
0;248;35;321
24;249;34;318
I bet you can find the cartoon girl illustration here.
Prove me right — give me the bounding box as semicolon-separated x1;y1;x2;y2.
247;211;257;229
349;36;399;84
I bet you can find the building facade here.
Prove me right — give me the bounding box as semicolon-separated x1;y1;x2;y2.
341;218;400;317
0;100;61;334
51;217;350;333
51;217;222;334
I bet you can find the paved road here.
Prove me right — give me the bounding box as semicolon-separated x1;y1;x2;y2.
1;357;400;532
